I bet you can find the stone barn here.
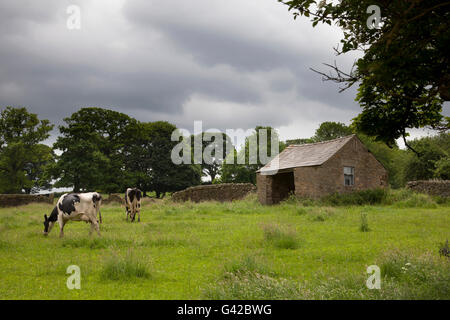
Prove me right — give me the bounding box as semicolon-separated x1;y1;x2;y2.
256;135;388;204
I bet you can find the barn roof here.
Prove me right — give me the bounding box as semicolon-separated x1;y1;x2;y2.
257;134;356;174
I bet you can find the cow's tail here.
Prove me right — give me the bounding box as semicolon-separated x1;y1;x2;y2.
98;210;102;224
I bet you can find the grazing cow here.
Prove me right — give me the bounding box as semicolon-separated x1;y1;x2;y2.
125;188;142;222
43;192;102;238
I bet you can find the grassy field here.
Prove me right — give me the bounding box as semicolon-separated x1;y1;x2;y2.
0;192;449;300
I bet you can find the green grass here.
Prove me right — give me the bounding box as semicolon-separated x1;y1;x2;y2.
101;251;151;281
261;223;300;249
0;194;448;299
359;212;370;232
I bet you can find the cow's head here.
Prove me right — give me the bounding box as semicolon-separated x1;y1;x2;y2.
43;214;50;236
43;206;58;236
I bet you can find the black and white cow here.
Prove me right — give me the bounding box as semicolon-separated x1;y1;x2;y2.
43;192;102;237
125;188;142;222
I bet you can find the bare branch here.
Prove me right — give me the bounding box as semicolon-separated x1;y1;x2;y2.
310;61;359;92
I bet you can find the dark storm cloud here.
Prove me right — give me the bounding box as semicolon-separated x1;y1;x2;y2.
123;0;359;95
0;0;361;141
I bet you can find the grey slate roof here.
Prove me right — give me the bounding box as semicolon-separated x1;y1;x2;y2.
257;134;355;174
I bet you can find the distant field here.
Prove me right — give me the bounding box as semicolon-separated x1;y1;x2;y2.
0;194;449;299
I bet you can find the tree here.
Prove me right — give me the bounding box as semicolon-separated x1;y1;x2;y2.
285;138;314;145
0;107;54;193
434;157;450;180
280;0;450;150
403;133;450;181
52;108;201;196
221;126;283;184
357;133;409;188
220;148;257;184
23;144;55;194
313;121;353;142
145;121;201;198
122;121;153;194
52;107;137;193
191;132;234;183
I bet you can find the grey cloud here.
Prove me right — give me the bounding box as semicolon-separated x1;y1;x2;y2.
0;0;362;143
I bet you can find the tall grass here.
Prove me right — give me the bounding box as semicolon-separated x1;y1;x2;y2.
100;251;151;281
204;255;302;299
375;250;450;299
307;207;336;222
322;188;388;206
205;249;450;299
223;255;275;276
285;188;445;208
439;240;450;258
359;212;370;232
261;223;300;249
204;271;303;299
300;250;450;299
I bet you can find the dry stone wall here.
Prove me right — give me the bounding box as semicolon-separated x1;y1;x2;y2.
0;193;55;207
406;180;450;197
103;193;124;204
172;183;256;202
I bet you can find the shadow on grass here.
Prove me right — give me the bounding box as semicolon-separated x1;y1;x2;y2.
61;238;133;249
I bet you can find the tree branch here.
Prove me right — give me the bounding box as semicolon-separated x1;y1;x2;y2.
310;61;358;92
407;1;450;23
402;132;421;157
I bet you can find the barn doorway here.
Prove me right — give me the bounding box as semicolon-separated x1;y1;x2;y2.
271;171;295;204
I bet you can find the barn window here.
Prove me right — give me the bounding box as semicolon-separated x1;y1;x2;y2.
344;166;354;186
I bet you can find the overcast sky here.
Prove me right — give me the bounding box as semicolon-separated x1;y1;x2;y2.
0;0;444;148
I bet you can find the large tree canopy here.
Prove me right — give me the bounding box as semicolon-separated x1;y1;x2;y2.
146;121;201;198
0;107;54;193
313;121;353;142
52;107;138;193
280;0;450;150
52;108;202;195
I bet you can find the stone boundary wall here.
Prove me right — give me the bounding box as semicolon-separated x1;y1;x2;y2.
102;193;124;204
0;193;55;207
172;183;256;203
406;180;450;197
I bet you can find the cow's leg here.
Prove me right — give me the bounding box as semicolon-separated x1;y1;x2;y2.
137;204;141;222
89;222;95;236
58;216;66;238
92;218;101;236
126;206;129;221
98;210;102;224
131;208;136;222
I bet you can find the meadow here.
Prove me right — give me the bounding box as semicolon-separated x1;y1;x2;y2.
0;190;449;300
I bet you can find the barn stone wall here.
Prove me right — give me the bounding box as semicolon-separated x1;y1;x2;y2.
172;183;256;202
257;172;295;205
294;136;388;199
406;180;450;197
0;193;55;207
257;174;273;205
257;136;389;204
